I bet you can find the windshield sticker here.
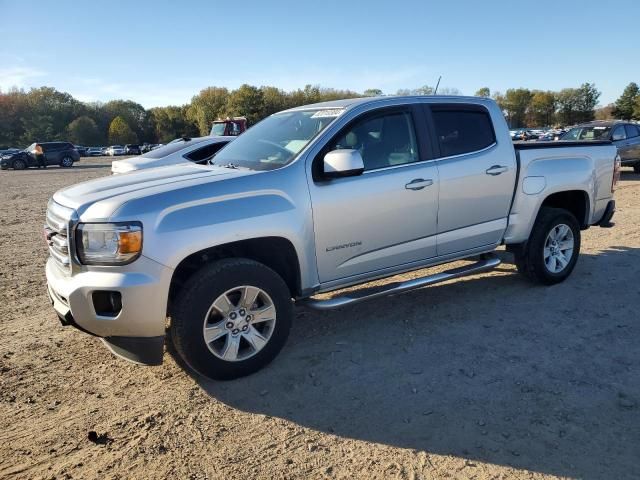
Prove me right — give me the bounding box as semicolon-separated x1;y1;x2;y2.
311;109;344;118
594;127;607;129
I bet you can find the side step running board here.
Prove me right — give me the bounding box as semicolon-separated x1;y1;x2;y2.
303;255;500;311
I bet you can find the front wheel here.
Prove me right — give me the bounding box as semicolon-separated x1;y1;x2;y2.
170;258;293;380
514;207;581;285
12;159;27;170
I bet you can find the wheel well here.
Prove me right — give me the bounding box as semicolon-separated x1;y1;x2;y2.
168;237;301;312
540;190;589;228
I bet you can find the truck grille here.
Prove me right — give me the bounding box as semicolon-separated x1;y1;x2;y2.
45;200;75;273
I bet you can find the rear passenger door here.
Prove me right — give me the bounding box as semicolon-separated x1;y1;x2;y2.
624;125;640;161
43;143;62;165
425;104;517;256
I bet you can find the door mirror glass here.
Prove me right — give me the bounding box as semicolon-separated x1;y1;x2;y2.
323;149;364;178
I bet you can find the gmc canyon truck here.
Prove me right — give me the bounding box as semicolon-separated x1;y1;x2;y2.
45;96;619;380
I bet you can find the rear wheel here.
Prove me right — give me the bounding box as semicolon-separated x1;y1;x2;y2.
12;159;27;170
60;156;74;168
170;258;293;380
514;207;581;285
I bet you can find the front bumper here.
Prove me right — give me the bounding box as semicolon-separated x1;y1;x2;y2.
46;256;173;365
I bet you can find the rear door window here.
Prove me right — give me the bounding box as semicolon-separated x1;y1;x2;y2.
430;106;496;157
612;126;627;141
625;125;639;138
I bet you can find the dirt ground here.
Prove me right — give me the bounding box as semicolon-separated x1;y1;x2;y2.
0;157;638;480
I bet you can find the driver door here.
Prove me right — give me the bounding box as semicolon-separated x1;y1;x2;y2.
308;105;439;284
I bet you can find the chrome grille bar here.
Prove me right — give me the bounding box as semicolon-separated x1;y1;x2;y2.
45;200;75;274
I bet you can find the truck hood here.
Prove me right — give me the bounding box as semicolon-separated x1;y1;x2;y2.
111;155;189;173
53;164;252;219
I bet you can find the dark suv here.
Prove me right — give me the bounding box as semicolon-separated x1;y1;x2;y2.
561;121;640;172
0;142;80;170
124;144;141;155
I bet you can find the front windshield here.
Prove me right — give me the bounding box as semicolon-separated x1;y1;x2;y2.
211;123;226;136
562;126;611;141
211;108;344;171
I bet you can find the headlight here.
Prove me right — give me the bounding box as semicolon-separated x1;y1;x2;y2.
76;222;142;265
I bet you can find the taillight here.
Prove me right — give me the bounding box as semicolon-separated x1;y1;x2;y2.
612;153;621;193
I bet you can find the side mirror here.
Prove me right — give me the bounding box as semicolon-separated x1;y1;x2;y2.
323;149;364;178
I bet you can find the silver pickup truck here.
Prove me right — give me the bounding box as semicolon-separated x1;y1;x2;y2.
45;96;619;380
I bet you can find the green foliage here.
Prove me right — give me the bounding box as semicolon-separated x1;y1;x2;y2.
104;100;154;142
595;104;616;120
225;84;265;125
0;80;630;147
529;91;556;127
67;116;101;145
363;88;383;97
504;88;533;127
613;82;639;120
151;106;198;143
108;116;137;144
186;87;230;136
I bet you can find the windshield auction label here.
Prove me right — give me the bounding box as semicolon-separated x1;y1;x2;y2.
311;109;345;118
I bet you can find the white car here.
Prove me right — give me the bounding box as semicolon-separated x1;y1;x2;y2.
111;136;233;174
106;145;125;156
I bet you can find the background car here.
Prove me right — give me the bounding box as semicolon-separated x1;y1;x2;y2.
111;136;233;174
124;144;141;155
106;145;126;156
74;145;88;156
86;147;104;156
560;121;640;172
0;142;79;170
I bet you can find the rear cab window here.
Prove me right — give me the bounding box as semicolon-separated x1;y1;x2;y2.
142;138;208;159
184;142;229;162
429;105;496;157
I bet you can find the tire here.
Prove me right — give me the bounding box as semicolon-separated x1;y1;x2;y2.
170;258;293;380
60;156;74;168
12;159;27;170
515;207;581;285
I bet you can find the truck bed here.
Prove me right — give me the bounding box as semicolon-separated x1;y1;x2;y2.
513;140;611;150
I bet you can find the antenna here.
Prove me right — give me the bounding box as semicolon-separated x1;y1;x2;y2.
434;76;442;95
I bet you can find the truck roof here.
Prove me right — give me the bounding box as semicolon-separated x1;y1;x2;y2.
282;95;492;113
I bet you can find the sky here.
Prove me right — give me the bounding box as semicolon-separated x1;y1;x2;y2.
1;0;639;108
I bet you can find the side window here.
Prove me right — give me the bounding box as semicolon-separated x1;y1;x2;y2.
562;129;580;141
185;142;227;162
327;111;419;171
431;107;496;157
612;126;626;141
625;125;639;138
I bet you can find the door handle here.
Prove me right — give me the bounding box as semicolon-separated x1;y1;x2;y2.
485;165;508;176
405;178;433;190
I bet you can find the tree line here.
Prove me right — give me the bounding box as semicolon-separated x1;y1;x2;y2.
475;82;640;128
1;82;639;147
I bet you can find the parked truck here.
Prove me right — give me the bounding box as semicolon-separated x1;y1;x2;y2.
45;96;619;380
210;117;247;137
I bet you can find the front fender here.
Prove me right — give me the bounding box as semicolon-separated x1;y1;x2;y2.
110;163;319;292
